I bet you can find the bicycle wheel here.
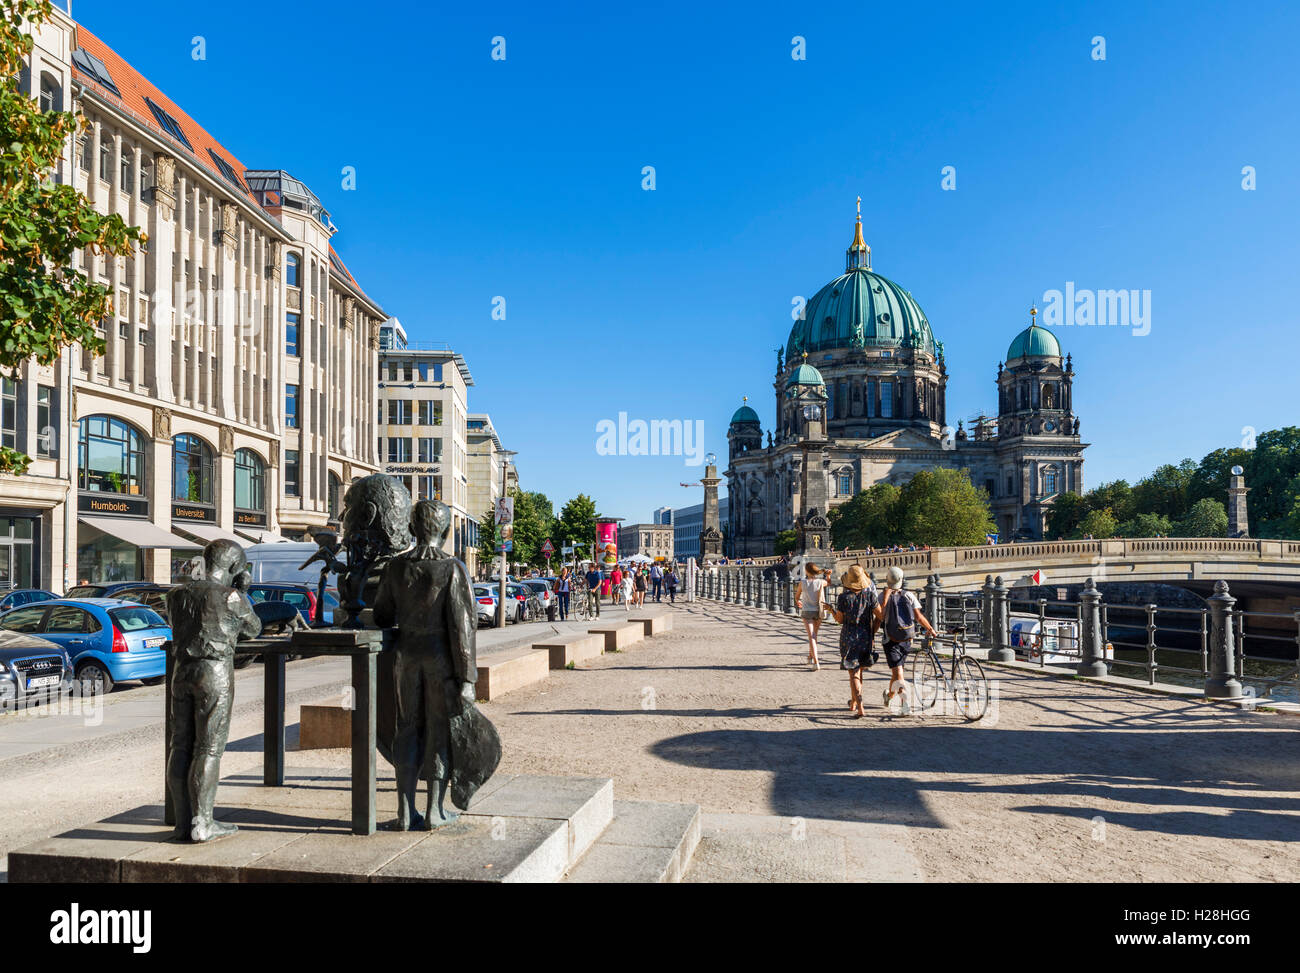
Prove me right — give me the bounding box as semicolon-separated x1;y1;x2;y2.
910;649;943;712
952;656;990;721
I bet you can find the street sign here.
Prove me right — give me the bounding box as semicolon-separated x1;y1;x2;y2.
561;545;574;556
541;539;554;555
497;540;513;552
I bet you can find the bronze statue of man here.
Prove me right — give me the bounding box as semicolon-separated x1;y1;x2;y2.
167;539;261;842
374;500;499;829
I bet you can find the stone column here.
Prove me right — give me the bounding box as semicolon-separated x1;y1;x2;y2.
743;569;753;607
1227;474;1250;538
981;575;995;650
1077;578;1108;676
1205;581;1242;698
988;575;1014;662
925;574;943;631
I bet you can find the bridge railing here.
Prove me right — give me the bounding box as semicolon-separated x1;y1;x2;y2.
692;567;1299;704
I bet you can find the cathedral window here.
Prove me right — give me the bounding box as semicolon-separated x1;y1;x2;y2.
880;381;893;418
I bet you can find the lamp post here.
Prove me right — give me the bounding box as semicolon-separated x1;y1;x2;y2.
496;449;518;627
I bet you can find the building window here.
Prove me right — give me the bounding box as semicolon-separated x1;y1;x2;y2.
172;434;215;505
1043;469;1059;497
418;437;441;463
879;381;893;418
417;400;442;425
838;471;853;496
98;139;110;181
328;472;342;520
286;312;300;356
39;74;60;113
285;450;300;497
143;96;193;151
120;152;134;194
388;438;411;463
389;400;412;425
0;379;16;449
234;448;266;512
77;416;146;495
286;385;299;427
35;385;55;458
286;253;300;288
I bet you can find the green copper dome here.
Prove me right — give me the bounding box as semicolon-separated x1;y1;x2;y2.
730;404;760;424
786;362;825;387
786;269;937;361
1006;322;1062;361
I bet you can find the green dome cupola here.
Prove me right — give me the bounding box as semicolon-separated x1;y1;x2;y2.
1006;306;1063;361
786;355;825;388
730;399;760;424
785;202;937;361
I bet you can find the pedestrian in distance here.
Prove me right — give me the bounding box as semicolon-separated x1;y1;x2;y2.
610;565;623;607
795;562;828;669
873;566;937;714
650;561;663;602
828;565;878;718
665;567;678;603
555;566;572;621
621;569;634;610
634;566;647;607
584;563;603;618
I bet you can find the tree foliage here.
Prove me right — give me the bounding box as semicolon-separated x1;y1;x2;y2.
0;0;145;473
829;469;993;549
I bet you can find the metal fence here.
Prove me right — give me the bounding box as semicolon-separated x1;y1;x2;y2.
694;567;1300;704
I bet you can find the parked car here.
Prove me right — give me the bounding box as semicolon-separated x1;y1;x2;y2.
521;579;557;621
64;581;151;600
0;589;58;613
244;543;344;586
472;584;499;628
246;582;337;625
0;598;170;694
505;582;538;623
0;628;73;707
103;582;174;618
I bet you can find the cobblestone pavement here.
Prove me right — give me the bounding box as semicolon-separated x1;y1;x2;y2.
479;602;1300;882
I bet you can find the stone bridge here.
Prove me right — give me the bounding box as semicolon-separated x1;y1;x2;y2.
718;537;1300;600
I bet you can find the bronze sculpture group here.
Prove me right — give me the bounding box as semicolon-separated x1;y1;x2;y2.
166;474;499;841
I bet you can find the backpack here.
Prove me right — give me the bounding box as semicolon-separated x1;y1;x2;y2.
884;590;916;644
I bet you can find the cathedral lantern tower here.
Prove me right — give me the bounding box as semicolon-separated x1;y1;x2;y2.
727;397;763;461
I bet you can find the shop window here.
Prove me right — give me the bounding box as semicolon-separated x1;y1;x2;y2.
235;448;266;512
172;434;215;505
78;416;145;494
1;379;16;449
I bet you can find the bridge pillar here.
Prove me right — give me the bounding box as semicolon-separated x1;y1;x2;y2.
1206;580;1243;698
981;575;995;651
988;575;1014;662
925;575;943;630
1077;578;1108;677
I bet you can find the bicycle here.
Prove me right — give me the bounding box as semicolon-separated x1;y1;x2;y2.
909;624;990;721
570;583;594;621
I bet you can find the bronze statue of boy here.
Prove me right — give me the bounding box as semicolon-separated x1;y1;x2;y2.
166;539;261;841
374;500;499;829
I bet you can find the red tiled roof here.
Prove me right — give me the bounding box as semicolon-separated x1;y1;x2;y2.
328;246;359;289
73;26;260;208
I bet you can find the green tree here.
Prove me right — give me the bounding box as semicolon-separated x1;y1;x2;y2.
1076;507;1118;539
829;482;901;549
1117;511;1173;538
1190;446;1252;507
509;489;549;566
0;0;145;474
1245;428;1300;536
1085;480;1136;524
773;529;797;555
1173;498;1228;538
476;504;498;563
554;493;597;559
1131;459;1198;521
1046;491;1088;538
896;468;995;547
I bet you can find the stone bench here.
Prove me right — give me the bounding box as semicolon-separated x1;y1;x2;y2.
628;614;673;637
533;633;605;669
587;623;644;652
475;649;550;701
298;703;351;750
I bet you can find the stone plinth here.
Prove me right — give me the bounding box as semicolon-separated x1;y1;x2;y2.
532;633;605;669
588;623;644;652
475;649;550;701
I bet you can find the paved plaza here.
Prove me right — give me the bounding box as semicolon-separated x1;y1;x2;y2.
1;601;1297;882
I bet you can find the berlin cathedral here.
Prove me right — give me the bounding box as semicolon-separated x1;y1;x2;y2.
725;206;1087;555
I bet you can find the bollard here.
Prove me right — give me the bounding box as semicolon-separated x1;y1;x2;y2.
783;577;795;615
987;575;1014;662
744;569;753;607
981;575;995;650
1205;580;1243;698
924;575;940;629
1077;577;1108;677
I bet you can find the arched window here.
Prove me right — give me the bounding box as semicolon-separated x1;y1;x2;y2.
285;252;300;288
235;448;266;512
1041;383;1056;409
1042;466;1059;498
328;472;342;520
172;434;215;504
39;73;61;113
78;417;146;495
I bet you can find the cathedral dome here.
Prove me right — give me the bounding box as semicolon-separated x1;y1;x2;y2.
1006;319;1062;361
785;209;937;361
730;404;760;424
786;361;825;387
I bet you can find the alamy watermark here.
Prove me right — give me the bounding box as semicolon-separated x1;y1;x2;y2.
596;412;707;466
1040;283;1151;337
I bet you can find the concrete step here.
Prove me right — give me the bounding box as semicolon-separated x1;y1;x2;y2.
563;799;701;883
587;622;645;652
626;613;674;636
475;648;550;701
532;632;605;669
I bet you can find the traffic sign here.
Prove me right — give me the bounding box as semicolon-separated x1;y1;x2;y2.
541;539;554;555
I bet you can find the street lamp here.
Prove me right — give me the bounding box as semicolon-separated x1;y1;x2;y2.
497;449;518;627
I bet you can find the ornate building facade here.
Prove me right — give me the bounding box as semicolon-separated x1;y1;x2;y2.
726;210;1088;554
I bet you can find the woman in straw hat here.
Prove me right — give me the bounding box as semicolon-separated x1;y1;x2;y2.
873;565;937;714
828;565;877;718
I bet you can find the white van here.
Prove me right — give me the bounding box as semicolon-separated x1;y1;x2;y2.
242;543;346;586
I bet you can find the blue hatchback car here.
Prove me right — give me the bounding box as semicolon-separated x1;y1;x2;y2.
0;598;171;693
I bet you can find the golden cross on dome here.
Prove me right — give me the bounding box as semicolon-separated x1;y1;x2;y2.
802;351;809;362
856;196;861;221
742;395;748;404
1030;304;1038;323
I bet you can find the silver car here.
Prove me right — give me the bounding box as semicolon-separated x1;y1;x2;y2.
0;628;74;711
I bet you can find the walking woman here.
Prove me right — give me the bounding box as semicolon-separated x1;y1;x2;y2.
555;567;572;621
610;565;623;607
874;566;937;714
828;565;878;717
794;563;828;669
634;566;648;607
621;568;634;610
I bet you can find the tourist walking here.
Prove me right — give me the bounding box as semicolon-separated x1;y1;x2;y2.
650;562;663;602
795;563;828;669
621;568;634;610
555;567;572;621
610;565;624;608
665;567;678;603
584;563;603;618
828;565;878;718
634;566;648;607
873;566;937;714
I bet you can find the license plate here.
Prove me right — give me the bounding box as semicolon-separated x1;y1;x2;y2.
144;637;165;648
26;675;60;689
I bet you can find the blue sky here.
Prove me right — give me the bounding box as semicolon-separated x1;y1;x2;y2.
72;0;1300;524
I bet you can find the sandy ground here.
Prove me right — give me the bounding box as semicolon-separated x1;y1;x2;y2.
2;601;1296;881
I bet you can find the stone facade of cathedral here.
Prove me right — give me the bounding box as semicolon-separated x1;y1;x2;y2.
725;210;1088;555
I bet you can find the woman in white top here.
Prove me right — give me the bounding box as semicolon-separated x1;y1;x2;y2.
794;563;828;669
621;570;634;610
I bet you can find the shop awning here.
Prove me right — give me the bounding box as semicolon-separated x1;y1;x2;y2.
234;526;291;544
79;515;202;549
174;523;248;546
